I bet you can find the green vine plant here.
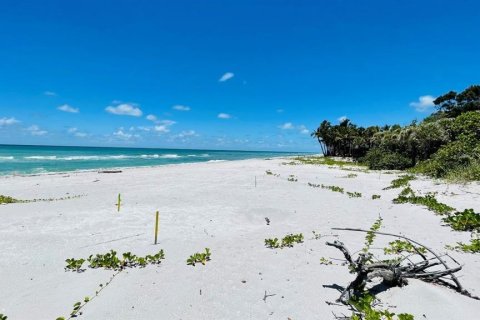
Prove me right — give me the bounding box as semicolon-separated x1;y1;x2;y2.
64;249;165;272
447;237;480;253
383;240;427;255
349;292;414;320
393;187;455;215
265;170;280;177
264;233;304;249
383;175;416;190
0;313;7;320
442;209;480;232
0;194;84;205
187;248;211;266
347;191;362;198
371;194;381;200
319;257;333;265
363;217;383;253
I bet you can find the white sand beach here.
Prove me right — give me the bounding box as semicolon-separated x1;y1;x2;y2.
1;158;479;319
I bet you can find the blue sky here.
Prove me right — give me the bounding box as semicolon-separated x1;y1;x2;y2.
0;0;479;152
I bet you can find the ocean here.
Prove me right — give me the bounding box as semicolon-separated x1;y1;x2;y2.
0;145;307;175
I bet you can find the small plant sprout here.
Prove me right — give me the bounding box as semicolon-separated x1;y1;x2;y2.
319;257;333;265
264;238;280;248
65;258;86;272
265;170;273;175
312;231;322;240
187;248;211;266
363;217;383;253
372;194;381;200
287;175;298;182
347;191;362;198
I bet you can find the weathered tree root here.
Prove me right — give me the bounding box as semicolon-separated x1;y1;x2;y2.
326;228;479;303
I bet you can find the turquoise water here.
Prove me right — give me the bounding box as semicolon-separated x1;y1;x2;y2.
0;145;307;175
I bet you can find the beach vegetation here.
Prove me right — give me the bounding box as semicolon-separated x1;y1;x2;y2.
265;233;304;249
393;188;455;215
287;175;298;182
311;85;480;181
442;209;480;232
187;248;211;266
319;257;333;265
349;292;414;320
0;195;19;204
383;240;427;255
343;173;358;178
371;194;381;200
65;249;165;272
347;191;362;198
363;217;383;253
447;237;480;253
0;314;7;320
383;175;416;190
312;231;322;240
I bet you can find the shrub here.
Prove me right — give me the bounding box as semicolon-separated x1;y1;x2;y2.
443;209;480;232
448;238;480;253
0;195;19;204
349;293;414;320
362;148;412;170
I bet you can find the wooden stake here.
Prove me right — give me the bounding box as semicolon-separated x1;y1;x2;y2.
154;211;159;244
117;193;121;212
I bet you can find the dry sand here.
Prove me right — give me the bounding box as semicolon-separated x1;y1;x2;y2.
1;158;479;319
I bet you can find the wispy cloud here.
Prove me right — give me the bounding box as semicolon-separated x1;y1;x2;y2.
58;104;79;113
106;103;143;117
68;127;88;137
217;113;232;119
0;117;20;126
279;122;294;130
219;72;234;82
410;95;435;112
27;125;47;136
44;91;57;96
154;125;170;133
175;130;198;138
113;128;139;140
298;125;309;134
146;114;157;122
172;105;191;111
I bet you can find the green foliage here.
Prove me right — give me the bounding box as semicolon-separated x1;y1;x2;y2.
344;173;358;178
371;194;381;200
384;175;416;190
393;188;455;215
349;292;414;320
65;249;165;272
363;217;383;253
187;248;211;266
293;156;363;167
321;184;344;193
265;170;273;175
65;258;86;272
443;209;480;232
448;238;480;253
362;148;412;170
384;240;427;255
265;233;304;249
312;231;322;240
287;175;298;182
0;314;7;320
347;191;362;198
0;195;19;204
319;257;333;265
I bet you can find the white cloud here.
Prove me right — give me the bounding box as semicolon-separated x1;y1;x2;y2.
58;104;79;113
279;122;294;130
0;117;20;126
75;132;88;138
44;91;57;96
27;125;47;136
68;127;78;133
113;129;136;139
338;116;348;123
410;95;436;112
298;125;309;134
176;130;198;138
154;125;170;133
172;105;191;111
219;72;234;82
106;103;143;117
218;113;231;119
146;114;157;122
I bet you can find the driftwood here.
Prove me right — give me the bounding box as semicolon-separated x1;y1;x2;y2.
326;228;479;303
